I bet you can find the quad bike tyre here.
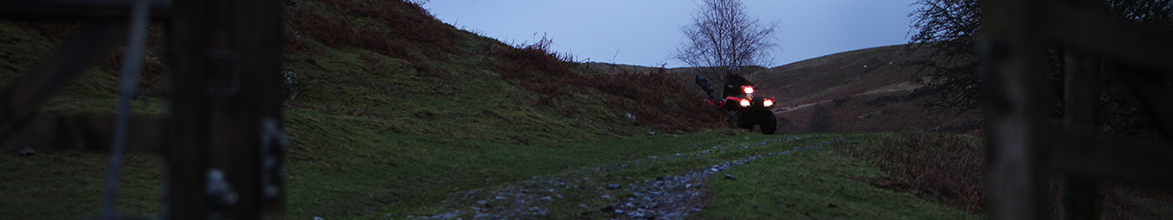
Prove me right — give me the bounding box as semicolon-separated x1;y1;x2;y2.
731;111;776;134
729;112;753;129
760;112;778;134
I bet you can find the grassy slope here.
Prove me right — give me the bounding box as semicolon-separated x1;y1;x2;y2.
753;45;980;133
0;2;989;220
0;20;168;219
698;133;978;220
592;45;981;134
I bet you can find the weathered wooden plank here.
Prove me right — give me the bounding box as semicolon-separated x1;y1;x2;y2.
166;0;211;218
213;0;284;218
1047;132;1173;186
981;0;1053;219
0;0;171;19
1061;48;1103;220
2;114;163;152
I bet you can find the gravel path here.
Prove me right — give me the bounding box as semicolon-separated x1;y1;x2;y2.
408;135;843;220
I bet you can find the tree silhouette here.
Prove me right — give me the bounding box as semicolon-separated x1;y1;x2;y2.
673;0;779;81
908;0;1173;114
907;0;982;112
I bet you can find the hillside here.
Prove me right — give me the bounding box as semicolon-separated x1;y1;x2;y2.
753;44;981;134
0;1;729;218
0;1;1031;220
588;45;980;135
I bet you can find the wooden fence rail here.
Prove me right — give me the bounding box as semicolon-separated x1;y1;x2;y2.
983;0;1173;219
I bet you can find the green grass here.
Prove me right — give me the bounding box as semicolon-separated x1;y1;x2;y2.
0;151;163;220
281;105;754;217
697;133;980;219
0;2;984;219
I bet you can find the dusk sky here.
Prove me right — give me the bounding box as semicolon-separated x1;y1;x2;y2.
424;0;918;68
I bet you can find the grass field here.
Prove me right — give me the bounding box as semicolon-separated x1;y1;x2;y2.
2;128;989;219
699;133;979;220
5;0;1172;219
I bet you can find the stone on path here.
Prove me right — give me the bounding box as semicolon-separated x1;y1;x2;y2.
607;184;621;190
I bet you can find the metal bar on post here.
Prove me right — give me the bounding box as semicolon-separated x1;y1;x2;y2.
99;0;151;218
981;0;1053;219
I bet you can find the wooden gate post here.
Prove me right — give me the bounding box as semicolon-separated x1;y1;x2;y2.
166;0;212;217
981;0;1053;219
1061;48;1102;220
167;0;283;219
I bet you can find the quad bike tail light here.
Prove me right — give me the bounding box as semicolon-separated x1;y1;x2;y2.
763;99;774;107
739;99;751;107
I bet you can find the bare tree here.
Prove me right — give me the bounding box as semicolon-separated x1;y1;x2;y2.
673;0;779;78
907;0;982;112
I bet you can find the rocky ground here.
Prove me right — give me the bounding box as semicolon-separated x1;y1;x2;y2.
406;135;844;220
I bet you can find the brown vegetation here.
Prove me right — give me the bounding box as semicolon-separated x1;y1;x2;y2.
853;132;1173;219
1101;181;1173;220
283;0;453;77
851;132;986;214
11;20;168;90
281;0;725;132
494;36;724;132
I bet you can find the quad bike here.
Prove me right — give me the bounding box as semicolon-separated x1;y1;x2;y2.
695;75;779;134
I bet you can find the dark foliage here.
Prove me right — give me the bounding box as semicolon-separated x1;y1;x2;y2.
1101;181;1173;220
907;0;981;112
909;0;1173;138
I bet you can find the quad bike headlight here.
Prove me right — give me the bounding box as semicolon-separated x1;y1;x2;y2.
739;99;751;107
742;86;754;94
763;99;774;107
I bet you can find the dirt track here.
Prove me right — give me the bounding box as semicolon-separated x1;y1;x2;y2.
415;136;843;220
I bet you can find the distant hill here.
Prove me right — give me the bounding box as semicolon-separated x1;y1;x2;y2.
588;44;980;134
752;44;980;134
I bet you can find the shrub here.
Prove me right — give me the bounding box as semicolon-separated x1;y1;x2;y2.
853;132;985;214
493;35;722;132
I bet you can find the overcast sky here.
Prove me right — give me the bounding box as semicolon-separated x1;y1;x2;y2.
424;0;918;68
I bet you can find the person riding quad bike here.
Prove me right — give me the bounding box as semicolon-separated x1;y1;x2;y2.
723;66;753;98
694;66;779;134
